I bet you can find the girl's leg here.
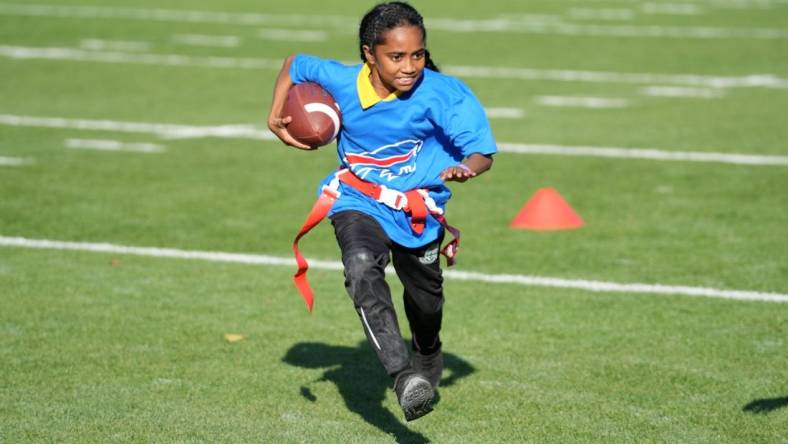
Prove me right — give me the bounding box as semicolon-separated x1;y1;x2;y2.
391;235;445;356
391;235;445;389
330;210;410;376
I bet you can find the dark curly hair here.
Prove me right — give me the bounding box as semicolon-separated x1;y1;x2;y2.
358;1;439;72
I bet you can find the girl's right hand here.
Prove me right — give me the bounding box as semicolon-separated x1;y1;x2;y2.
267;114;312;150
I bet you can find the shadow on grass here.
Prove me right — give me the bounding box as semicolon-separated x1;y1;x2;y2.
283;340;475;444
742;396;788;414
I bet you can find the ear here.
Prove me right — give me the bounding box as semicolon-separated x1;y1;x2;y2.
362;45;376;65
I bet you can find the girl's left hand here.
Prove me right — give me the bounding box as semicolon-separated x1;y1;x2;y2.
267;114;312;150
440;164;476;182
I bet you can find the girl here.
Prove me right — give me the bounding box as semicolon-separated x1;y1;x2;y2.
268;1;496;421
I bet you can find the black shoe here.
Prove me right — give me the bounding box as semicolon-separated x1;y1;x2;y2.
411;348;443;389
394;370;435;421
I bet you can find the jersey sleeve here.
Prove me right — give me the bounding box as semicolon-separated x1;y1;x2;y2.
443;81;497;158
289;54;346;94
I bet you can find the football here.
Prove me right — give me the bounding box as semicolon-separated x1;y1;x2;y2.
282;82;342;149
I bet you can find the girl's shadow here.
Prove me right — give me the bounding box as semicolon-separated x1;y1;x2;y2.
282;341;475;444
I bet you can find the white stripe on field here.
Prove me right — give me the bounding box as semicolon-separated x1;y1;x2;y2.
0;114;276;141
442;64;788;89
472;20;788;39
80;39;151;52
2;114;787;167
536;95;630;108
567;8;636;20
173;34;240;48
1;236;785;303
490;13;563;24
0;156;32;166
258;29;328;42
641;85;724;98
0;46;283;70
641;3;704;15
0;3;784;40
2;45;786;90
587;0;784;8
698;0;786;10
564;4;702;20
498;143;788;166
65;138;165;153
444;18;788;39
0;3;358;28
485;107;526;119
442;270;788;303
578;0;787;9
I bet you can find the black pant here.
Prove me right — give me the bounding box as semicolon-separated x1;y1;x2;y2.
331;210;444;377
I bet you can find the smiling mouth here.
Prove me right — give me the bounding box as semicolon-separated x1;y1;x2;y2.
396;77;416;85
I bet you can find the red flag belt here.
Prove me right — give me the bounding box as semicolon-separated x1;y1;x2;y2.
292;170;460;312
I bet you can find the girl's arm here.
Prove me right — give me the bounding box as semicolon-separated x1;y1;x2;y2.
440;153;493;182
267;55;311;150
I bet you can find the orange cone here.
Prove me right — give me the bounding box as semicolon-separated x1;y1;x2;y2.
511;188;584;230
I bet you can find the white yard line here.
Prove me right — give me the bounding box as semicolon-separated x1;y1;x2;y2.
258;29;328;42
0;3;785;39
641;3;704;15
65;138;165;153
485;107;526;119
587;0;785;8
498;143;788;166
699;0;788;9
0;45;283;70
535;96;630;108
172;34;241;48
80;38;151;52
0;156;32;166
565;4;703;20
1;235;785;303
567;8;636;20
443;64;788;89
0;3;357;27
461;16;788;39
2;114;787;166
641;85;724;98
2;45;786;90
487;13;564;24
529;23;788;39
0;114;276;141
442;270;788;303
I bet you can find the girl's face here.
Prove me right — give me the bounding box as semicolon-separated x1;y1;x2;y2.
363;25;426;96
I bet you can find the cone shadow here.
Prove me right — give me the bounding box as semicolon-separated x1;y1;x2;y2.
742;396;788;414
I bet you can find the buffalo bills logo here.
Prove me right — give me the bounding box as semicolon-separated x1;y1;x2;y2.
344;139;423;182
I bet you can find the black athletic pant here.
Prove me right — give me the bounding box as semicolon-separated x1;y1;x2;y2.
330;210;444;377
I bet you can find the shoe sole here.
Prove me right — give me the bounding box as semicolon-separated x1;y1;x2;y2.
401;376;435;421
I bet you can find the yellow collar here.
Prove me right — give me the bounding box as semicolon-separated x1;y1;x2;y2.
357;63;401;110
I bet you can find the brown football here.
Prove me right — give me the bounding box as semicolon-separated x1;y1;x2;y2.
282;82;342;149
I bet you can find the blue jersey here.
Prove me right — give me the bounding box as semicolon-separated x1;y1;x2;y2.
290;54;497;248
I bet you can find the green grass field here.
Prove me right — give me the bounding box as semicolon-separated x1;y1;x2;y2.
1;0;787;442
